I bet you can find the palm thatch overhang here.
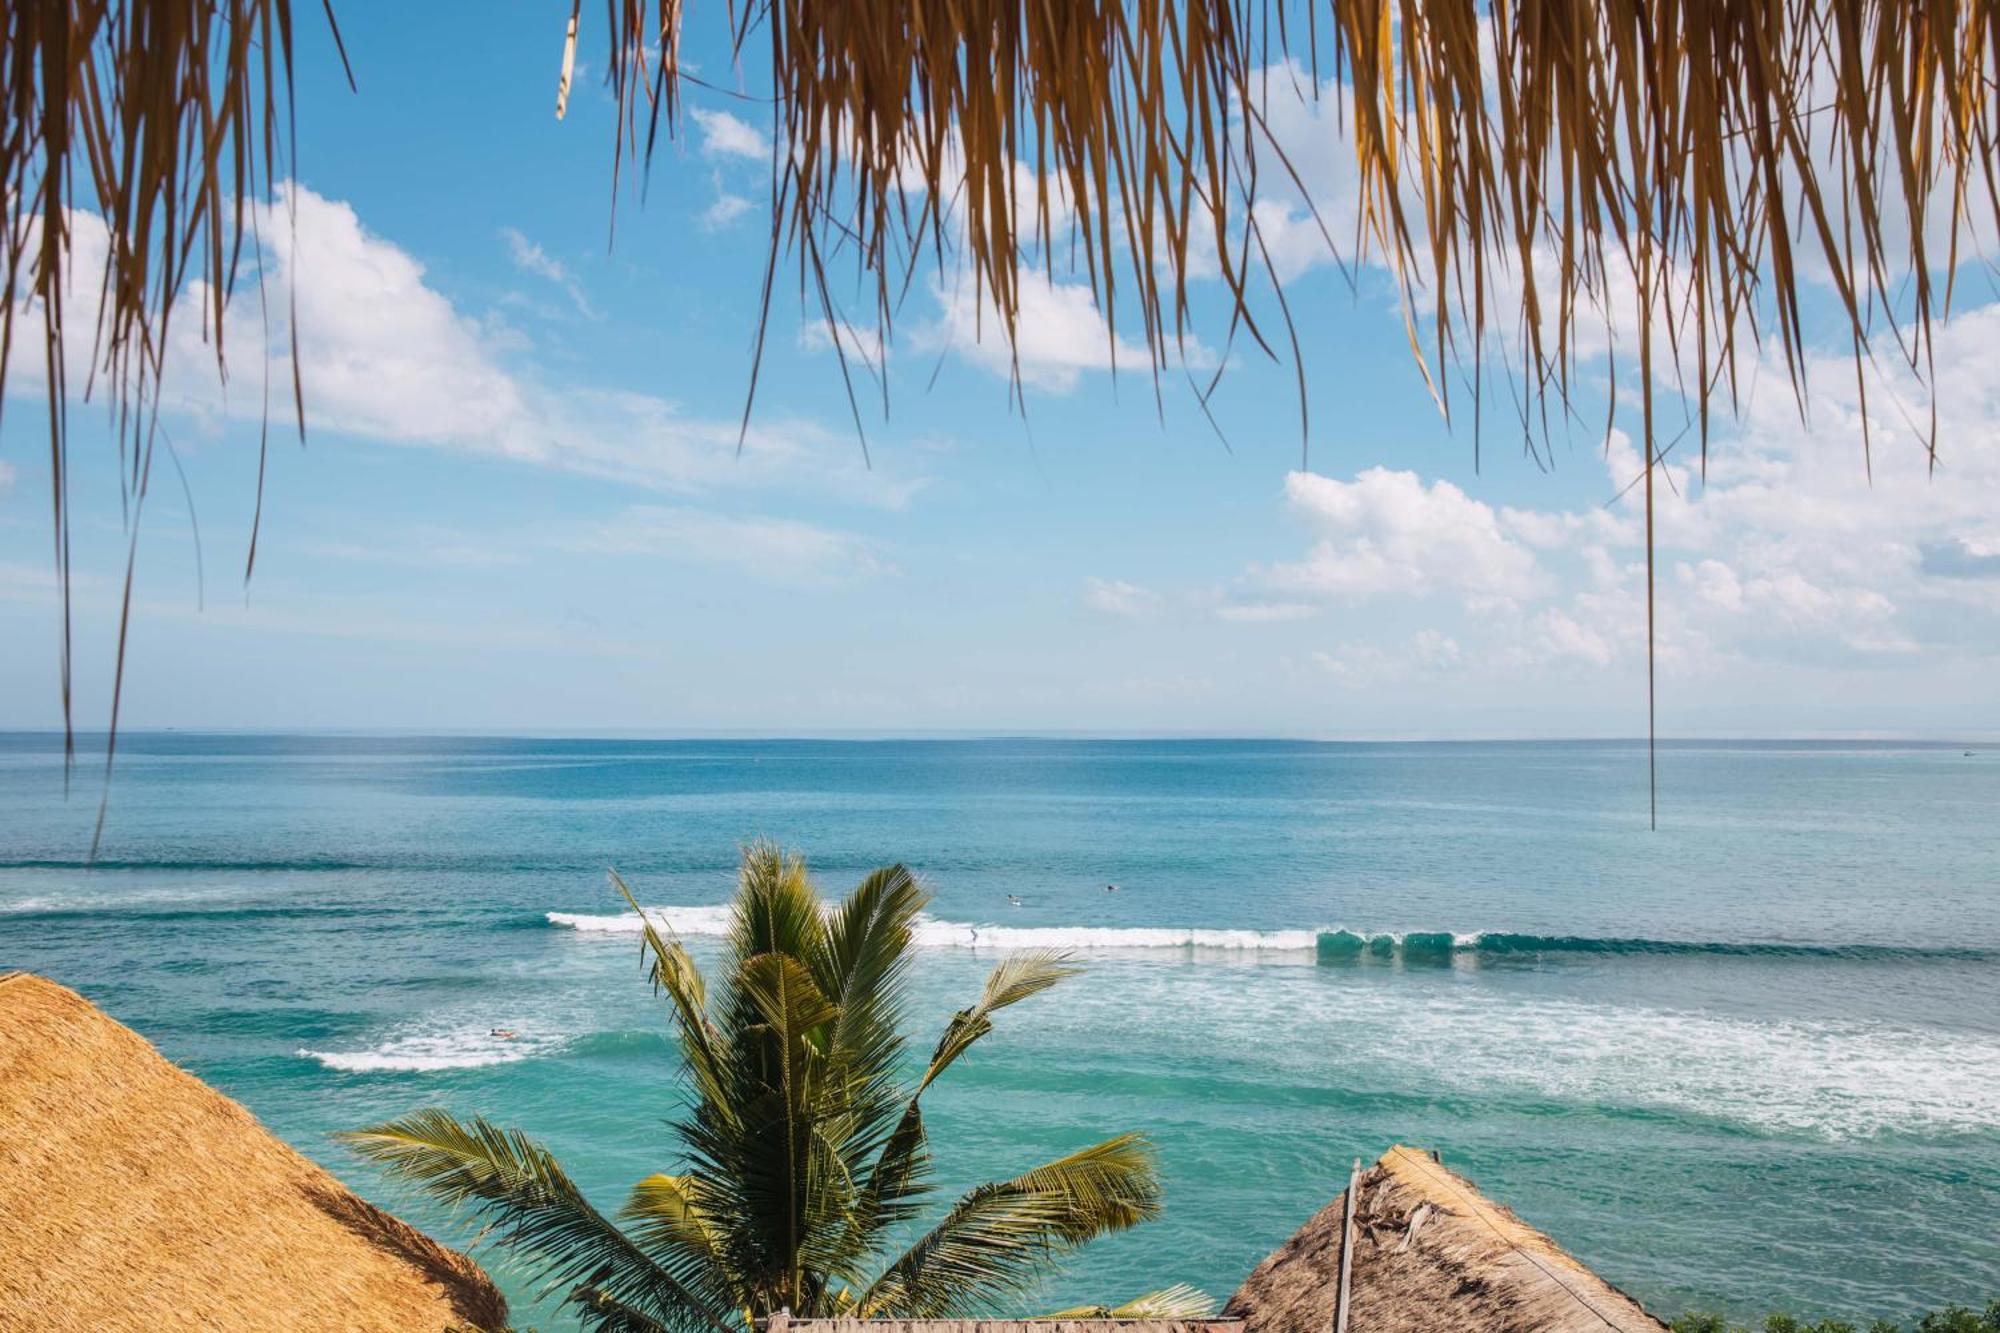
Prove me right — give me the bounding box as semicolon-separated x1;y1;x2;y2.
8;2;2000;811
1224;1144;1665;1333
0;972;507;1333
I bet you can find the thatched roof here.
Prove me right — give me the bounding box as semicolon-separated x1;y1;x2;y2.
1224;1145;1664;1333
0;973;506;1333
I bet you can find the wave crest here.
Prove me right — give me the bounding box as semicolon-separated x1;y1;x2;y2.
299;1027;557;1073
545;908;1991;962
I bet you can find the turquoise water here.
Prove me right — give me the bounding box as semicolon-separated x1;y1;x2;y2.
2;735;1997;1324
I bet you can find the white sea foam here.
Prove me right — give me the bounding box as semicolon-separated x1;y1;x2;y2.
0;885;244;915
547;905;740;935
1076;967;2000;1140
547;906;1325;953
299;1026;558;1073
1410;998;2000;1139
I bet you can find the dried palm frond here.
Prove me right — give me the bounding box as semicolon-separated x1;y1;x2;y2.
1;0;348;838
8;4;2000;825
592;0;2000;822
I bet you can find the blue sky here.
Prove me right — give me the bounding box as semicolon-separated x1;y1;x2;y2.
3;5;1998;738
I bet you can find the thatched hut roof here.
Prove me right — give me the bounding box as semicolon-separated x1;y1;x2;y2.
1224;1145;1664;1333
0;973;506;1333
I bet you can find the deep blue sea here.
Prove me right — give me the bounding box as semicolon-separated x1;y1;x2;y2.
2;734;1997;1325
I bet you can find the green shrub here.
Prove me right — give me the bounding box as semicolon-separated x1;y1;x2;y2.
1671;1303;2000;1333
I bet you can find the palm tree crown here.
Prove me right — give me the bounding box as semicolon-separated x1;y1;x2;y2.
344;843;1201;1331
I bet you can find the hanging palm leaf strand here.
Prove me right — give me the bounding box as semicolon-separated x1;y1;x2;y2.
588;0;2000;824
8;3;2000;822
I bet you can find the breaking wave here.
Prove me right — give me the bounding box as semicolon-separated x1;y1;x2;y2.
543;908;1994;963
299;1026;559;1073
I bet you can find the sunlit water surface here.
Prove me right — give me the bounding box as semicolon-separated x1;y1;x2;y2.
3;735;1996;1325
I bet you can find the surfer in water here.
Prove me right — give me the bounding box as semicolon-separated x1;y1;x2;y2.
1006;894;1024;906
490;1028;519;1041
1104;883;1120;893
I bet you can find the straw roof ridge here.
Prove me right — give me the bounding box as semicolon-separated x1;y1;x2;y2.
1223;1144;1665;1333
0;972;507;1333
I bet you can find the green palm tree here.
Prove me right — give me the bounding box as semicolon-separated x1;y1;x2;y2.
344;843;1205;1331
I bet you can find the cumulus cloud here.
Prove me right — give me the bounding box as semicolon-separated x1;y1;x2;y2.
1311;629;1464;684
700;184;756;231
1209;291;2000;695
691;108;770;161
923;272;1169;395
884;139;1207;395
1255;467;1540;606
8;185;921;513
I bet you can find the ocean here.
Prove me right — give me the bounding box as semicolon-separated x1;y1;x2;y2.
2;734;1996;1325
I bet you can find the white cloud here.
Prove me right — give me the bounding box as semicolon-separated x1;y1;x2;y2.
1;185;924;513
700;186;755;231
1527;608;1616;666
691;108;770;161
1311;629;1464;684
1256;467;1540;605
1200;294;2000;694
924;273;1162;394
268;189;531;446
0;559;103;603
571;504;893;586
500;227;594;317
799;318;888;378
889;142;1201;395
1081;577;1163;618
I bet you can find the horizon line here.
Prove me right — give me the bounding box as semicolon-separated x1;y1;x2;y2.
0;727;1993;746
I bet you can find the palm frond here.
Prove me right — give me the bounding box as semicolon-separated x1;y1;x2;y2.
976;949;1079;1011
620;1173;742;1315
339;1109;733;1333
814;865;928;1237
611;869;737;1126
848;946;1082;1257
922;949;1078;1091
1045;1284;1217;1319
573;1286;680;1333
847;1098;934;1245
729;841;829;978
818;863;924;1077
737;950;841;1041
857;1133;1164;1318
